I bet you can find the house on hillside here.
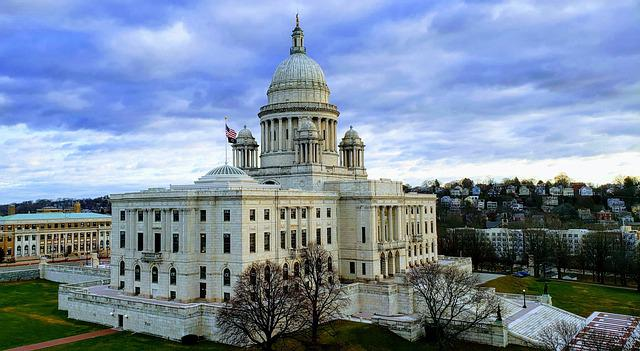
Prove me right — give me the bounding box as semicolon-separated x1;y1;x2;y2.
506;185;517;195
471;186;481;196
518;186;530;196
562;187;575;197
549;186;562;196
579;185;593;197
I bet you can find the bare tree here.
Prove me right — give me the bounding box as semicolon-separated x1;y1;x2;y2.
524;229;552;278
294;243;348;346
217;261;305;350
407;264;500;350
538;319;581;351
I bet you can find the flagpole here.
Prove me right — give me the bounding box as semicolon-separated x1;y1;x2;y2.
224;116;228;165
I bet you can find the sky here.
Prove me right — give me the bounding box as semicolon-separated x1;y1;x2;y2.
0;0;639;203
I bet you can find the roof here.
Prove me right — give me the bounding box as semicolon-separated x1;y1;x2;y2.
0;212;111;222
567;311;640;350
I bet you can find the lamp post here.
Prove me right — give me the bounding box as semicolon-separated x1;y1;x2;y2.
522;289;527;308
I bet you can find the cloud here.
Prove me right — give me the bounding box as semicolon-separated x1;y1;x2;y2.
0;0;639;202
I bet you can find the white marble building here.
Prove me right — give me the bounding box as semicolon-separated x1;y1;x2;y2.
109;18;438;303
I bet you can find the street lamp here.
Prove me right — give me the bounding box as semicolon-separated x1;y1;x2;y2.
522;289;527;308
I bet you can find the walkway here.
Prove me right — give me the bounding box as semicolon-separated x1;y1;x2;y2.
7;328;119;351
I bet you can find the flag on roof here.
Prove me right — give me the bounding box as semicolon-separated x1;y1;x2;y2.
226;124;237;144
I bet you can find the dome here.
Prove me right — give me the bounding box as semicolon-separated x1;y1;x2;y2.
236;126;258;146
270;53;327;88
237;126;254;139
340;126;364;147
204;164;247;176
344;126;360;139
298;117;317;131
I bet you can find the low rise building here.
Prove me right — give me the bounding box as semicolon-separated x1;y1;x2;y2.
562;187;575;197
0;212;111;260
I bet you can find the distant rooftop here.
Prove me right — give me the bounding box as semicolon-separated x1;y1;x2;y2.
0;212;111;222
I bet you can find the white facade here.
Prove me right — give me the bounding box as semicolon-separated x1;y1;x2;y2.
108;20;437;303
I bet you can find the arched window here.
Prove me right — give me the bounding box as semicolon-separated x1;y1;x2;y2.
31;245;36;255
119;261;125;276
151;266;158;283
134;265;141;281
100;240;104;249
304;259;310;276
170;268;177;285
327;256;333;272
250;268;257;285
16;246;21;256
283;264;289;280
223;268;231;286
294;262;300;277
24;245;29;256
264;265;271;281
328;275;334;285
431;241;435;254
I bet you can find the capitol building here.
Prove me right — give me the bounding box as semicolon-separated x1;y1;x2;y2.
108;16;438;303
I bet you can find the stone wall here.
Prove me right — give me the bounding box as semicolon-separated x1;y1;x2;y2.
43;264;110;284
0;267;39;282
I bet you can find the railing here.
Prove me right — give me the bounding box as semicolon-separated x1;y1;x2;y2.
141;252;162;263
378;241;406;251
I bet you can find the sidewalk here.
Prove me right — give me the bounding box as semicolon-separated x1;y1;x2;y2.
7;329;119;351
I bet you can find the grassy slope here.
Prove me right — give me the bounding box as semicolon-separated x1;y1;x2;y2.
0;280;100;349
481;276;640;317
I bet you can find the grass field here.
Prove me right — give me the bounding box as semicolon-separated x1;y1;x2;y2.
1;279;531;350
481;276;640;317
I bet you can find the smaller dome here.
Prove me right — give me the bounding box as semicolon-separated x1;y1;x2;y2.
237;126;254;139
205;164;247;176
340;125;364;147
344;126;360;139
298;117;317;131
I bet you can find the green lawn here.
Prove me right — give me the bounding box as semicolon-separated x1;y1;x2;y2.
1;279;531;350
481;276;640;317
0;279;102;349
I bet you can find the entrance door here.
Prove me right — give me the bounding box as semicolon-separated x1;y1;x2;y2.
154;233;161;253
118;314;123;328
199;283;206;299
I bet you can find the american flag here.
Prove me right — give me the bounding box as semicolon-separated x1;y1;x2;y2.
226;124;237;144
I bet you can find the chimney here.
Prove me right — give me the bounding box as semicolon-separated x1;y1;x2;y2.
73;201;81;213
8;204;16;215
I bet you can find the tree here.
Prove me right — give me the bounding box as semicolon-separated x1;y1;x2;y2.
553;172;571;187
582;231;613;284
294;243;348;346
524;229;552;278
611;233;634;286
217;261;305;350
538;319;581;351
551;234;570;279
407;264;500;350
460;178;474;189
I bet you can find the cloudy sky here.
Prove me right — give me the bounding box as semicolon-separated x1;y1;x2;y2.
0;0;639;203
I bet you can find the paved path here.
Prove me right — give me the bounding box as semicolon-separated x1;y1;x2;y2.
7;329;119;351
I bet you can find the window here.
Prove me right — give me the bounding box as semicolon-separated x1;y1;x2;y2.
283;264;289;280
154;210;161;222
327;228;332;244
326;208;331;218
316;228;321;245
223;268;231;286
200;210;206;222
301;229;307;247
223;209;231;222
294;262;300;277
172;234;179;253
170;268;177;285
223;234;230;253
301;208;306;219
249;209;256;221
137;232;143;251
431;221;434;233
361;227;366;243
425;221;428;234
362;263;366;275
223;293;230;302
134;265;141;281
280;231;286;249
135;287;140;296
290;230;297;249
249;233;256;253
349;262;355;274
173;210;179;222
152;267;158;283
120;210;125;221
430;206;434;214
200;283;206;299
291;208;296;219
170;291;176;300
264;209;270;220
250;268;257;285
137;211;143;222
200;233;206;253
264;232;270;251
119;261;125;276
280;209;286;220
316;208;321;218
200;266;206;279
328;256;333;271
119;231;125;248
154;233;161;253
119;281;124;289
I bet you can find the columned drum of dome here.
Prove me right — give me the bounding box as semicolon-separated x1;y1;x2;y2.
257;16;340;170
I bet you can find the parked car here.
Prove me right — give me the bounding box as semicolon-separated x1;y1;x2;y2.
513;271;530;278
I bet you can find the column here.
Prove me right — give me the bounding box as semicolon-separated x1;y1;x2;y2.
396;206;402;241
279;118;284;151
288;118;293;150
419;206;424;238
382;206;387;241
